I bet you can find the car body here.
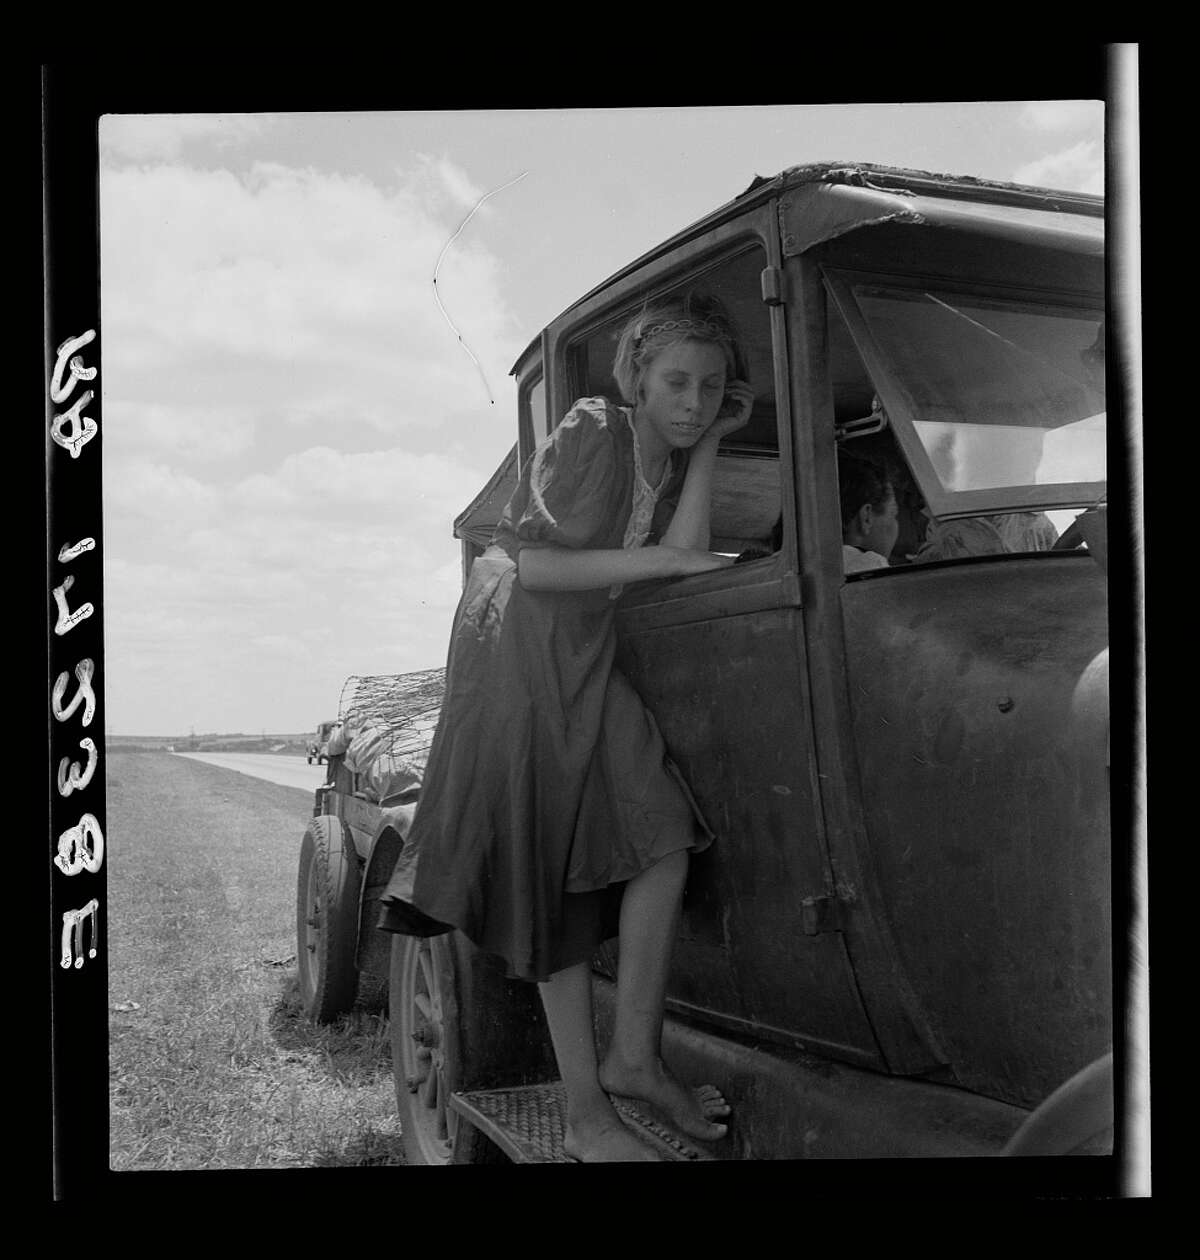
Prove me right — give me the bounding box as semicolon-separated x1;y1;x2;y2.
388;161;1119;1165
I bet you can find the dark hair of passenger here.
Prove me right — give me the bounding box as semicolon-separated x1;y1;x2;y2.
838;451;894;530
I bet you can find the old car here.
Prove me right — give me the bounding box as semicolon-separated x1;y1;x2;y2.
306;720;339;765
366;161;1118;1167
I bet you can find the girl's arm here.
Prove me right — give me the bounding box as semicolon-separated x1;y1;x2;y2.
659;380;755;551
519;542;730;591
659;434;720;551
518;385;753;592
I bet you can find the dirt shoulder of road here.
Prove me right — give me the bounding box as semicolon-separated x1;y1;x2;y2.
107;752;405;1170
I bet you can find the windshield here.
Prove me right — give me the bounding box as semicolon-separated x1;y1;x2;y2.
832;276;1106;517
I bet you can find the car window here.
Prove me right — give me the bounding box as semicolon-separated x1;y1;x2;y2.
827;271;1106;523
828;295;1096;574
566;242;782;558
519;371;547;457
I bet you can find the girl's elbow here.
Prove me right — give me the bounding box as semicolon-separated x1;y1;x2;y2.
517;548;555;590
516;550;539;588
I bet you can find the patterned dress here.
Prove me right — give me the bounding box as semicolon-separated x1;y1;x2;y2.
379;398;713;981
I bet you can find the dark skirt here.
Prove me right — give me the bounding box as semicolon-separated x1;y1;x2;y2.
378;549;712;982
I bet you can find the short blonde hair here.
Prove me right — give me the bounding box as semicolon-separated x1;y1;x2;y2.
612;292;744;405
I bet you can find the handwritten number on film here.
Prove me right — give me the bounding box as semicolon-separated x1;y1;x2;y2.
51;331;102;967
50;330;98;458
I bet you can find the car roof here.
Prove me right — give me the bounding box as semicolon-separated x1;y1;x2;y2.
511;160;1104;374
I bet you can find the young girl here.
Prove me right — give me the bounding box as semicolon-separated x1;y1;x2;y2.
381;293;754;1161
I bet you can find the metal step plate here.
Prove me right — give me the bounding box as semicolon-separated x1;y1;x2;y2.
450;1082;717;1162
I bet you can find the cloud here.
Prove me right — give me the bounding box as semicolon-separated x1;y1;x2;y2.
249;633;313;663
92;146;550;731
1012;141;1104;195
100;431;482;733
103;458;223;526
103;529;463;733
98;148;522;726
1019;102;1104;134
99;159;525;447
105;441;482;583
99;398;259;464
100;114;270;163
426;154;489;212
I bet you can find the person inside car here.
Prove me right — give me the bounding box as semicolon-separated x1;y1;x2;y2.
913;510;1059;561
912;424;1058;561
733;450;902;573
839;451;900;573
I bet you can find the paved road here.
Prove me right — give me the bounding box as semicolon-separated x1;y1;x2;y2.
173;751;331;793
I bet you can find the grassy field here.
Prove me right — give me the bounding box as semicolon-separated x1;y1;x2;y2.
107;752;406;1170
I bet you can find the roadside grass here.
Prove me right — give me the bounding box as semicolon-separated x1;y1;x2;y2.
107;753;406;1170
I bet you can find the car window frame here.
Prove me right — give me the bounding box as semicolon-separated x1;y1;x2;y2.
541;205;801;623
823;266;1107;521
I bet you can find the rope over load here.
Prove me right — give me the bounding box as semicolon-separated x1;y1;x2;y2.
334;668;446;775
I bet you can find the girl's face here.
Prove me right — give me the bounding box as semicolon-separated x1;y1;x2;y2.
636;340;728;452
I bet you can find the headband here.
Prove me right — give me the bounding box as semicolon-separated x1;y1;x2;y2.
633;317;727;348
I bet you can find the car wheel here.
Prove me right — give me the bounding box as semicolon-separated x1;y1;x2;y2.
389;930;555;1164
385;937;494;1159
295;816;360;1022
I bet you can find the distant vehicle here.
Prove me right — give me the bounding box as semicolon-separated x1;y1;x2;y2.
306;720;338;765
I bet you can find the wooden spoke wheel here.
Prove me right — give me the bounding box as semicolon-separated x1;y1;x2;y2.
389;934;521;1165
391;935;461;1164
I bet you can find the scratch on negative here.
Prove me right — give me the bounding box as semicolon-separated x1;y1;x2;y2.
432;170;530;405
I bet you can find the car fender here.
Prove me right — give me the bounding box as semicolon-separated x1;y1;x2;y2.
355;801;419;977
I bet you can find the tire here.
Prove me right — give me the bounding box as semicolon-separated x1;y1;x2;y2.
296;815;361;1022
389;935;498;1165
307;755;313;765
390;933;552;1165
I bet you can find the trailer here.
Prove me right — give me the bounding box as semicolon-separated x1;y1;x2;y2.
294;670;444;1022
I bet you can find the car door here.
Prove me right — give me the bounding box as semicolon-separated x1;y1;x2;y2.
549;208;887;1070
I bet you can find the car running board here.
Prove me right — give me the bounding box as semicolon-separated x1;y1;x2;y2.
449;1081;718;1162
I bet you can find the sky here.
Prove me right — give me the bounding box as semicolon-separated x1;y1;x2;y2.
97;99;1107;736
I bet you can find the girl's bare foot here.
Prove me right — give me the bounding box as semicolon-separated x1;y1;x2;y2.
598;1055;730;1142
563;1107;665;1162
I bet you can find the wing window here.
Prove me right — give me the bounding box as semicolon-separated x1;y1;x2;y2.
827;271;1106;524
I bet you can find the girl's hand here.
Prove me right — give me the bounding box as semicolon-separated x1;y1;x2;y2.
660;546;736;576
706;380;755;443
